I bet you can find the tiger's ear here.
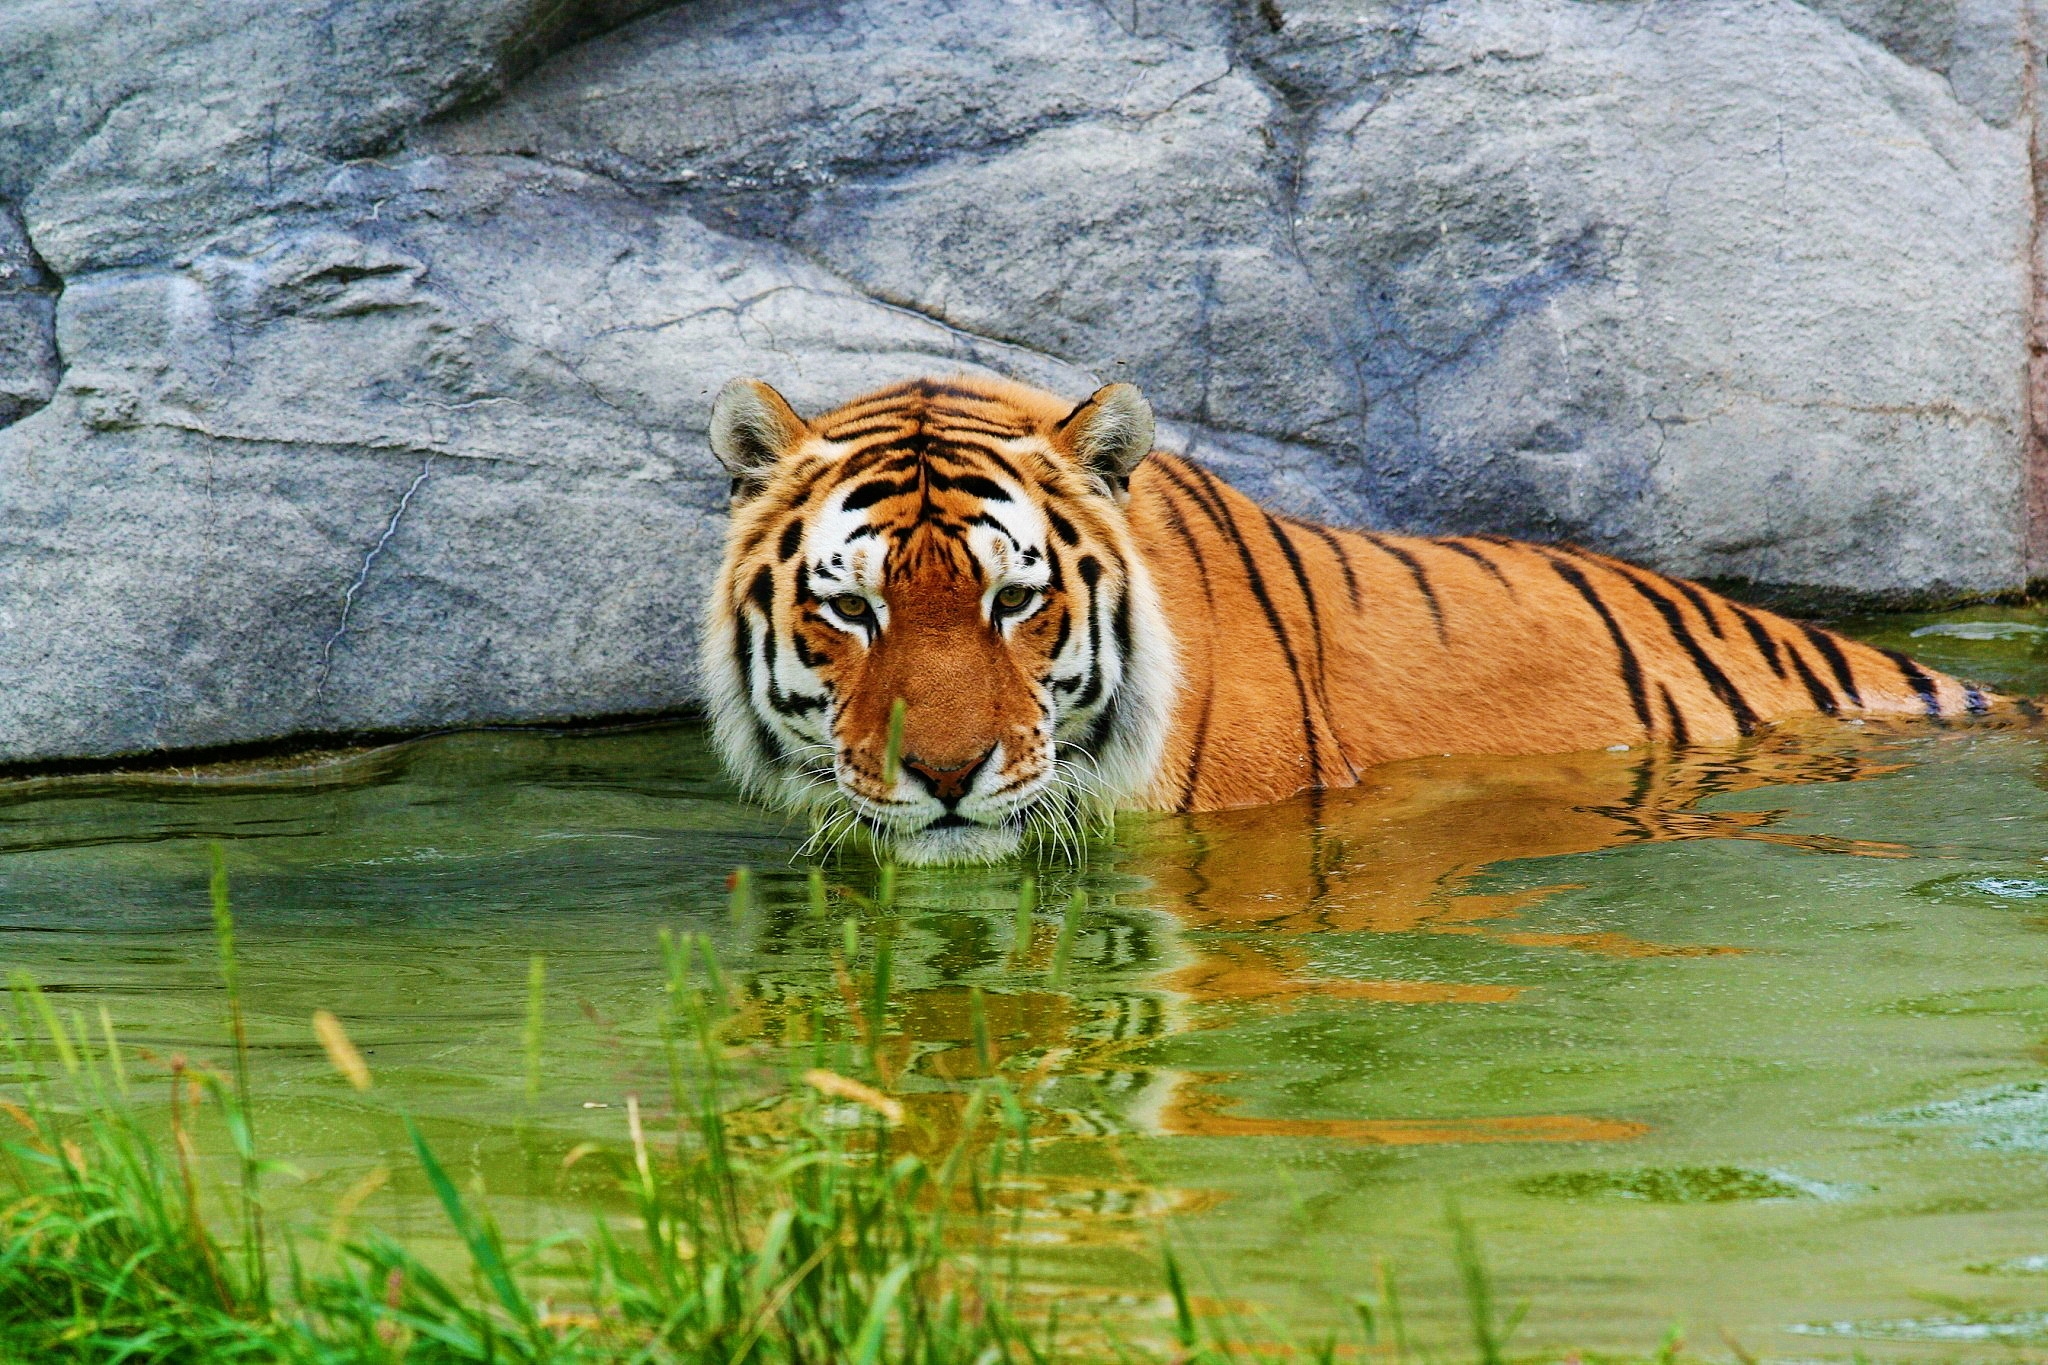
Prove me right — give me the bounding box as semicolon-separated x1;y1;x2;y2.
709;378;808;497
1052;383;1155;492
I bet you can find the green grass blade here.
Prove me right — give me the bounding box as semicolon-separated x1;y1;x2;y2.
882;698;907;787
404;1115;533;1328
852;1261;916;1365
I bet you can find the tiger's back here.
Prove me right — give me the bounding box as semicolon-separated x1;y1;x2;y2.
1130;455;1989;811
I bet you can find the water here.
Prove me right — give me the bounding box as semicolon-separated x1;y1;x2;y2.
8;604;2048;1357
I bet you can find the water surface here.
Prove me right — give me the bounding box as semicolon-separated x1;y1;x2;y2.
8;604;2048;1357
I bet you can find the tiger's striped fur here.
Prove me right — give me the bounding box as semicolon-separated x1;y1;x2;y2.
703;374;1989;863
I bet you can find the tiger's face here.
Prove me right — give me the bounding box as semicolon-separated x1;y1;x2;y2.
701;375;1178;865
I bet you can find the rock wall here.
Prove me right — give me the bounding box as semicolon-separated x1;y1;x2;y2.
0;0;2039;763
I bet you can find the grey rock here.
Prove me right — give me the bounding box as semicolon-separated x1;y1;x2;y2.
0;0;2039;763
1801;0;2027;126
0;202;58;427
0;0;673;274
1287;1;2030;594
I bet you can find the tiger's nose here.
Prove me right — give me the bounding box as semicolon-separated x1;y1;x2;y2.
901;748;994;806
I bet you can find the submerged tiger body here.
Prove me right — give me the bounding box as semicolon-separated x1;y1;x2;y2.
703;374;1989;863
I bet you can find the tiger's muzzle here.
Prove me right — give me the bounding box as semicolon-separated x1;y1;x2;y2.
831;577;1052;863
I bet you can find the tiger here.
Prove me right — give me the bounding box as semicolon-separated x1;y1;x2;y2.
701;373;1991;865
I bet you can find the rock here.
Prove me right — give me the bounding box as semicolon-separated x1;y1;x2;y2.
0;0;2037;763
1800;0;2026;124
1283;2;2029;592
0;203;59;426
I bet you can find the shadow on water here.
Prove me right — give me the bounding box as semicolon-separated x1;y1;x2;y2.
10;614;2048;1354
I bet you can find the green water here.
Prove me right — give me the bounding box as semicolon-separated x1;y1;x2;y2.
9;605;2048;1357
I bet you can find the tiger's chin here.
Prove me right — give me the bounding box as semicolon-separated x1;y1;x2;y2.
887;819;1023;866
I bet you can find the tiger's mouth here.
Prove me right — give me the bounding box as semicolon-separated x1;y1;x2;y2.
824;743;1052;865
832;781;1043;866
885;813;1024;866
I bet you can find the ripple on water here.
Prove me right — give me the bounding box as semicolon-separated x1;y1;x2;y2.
1515;1165;1835;1204
1910;621;2048;641
1914;870;2048;905
1878;1081;2048;1151
1967;1254;2048;1275
1790;1312;2048;1343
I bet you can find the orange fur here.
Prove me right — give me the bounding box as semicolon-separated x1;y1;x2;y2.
1127;454;1985;810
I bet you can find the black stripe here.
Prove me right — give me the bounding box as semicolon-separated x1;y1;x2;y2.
1800;626;1864;708
1879;648;1943;717
733;599;755;696
1965;685;1990;715
791;626;829;669
966;511;1019;547
1063;556;1107;709
768;690;828;717
1047;606;1072;659
840;478;917;511
1163;458;1326;780
748;567;829;717
925;432;1017;459
1153;479;1216;605
1665;576;1726;639
1728;604;1787;679
1282;516;1362;609
1659;684;1691;748
731;608;785;763
776;519;803;561
1080;589;1137;761
820;418;910;442
1362;535;1447;645
1262;509;1352;777
1607;566;1761;734
843;432;929;466
852;452;922;480
923;468;1011;501
971;446;1028;485
934;416;1027;438
1179;694;1214;811
2017;696;2040;719
1045;505;1079;546
1080;691;1121;758
774;460;837;514
1546;556;1653;734
1433;537;1514;592
1783;640;1840;715
734;519;773;561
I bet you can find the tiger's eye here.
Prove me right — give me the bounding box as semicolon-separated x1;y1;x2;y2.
994;584;1034;610
830;594;870;619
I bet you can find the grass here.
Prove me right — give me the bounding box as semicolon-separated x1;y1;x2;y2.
0;858;1538;1365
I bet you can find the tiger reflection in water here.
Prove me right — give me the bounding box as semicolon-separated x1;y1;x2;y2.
731;719;1931;1166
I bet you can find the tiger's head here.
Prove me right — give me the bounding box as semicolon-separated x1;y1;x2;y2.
700;375;1179;865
